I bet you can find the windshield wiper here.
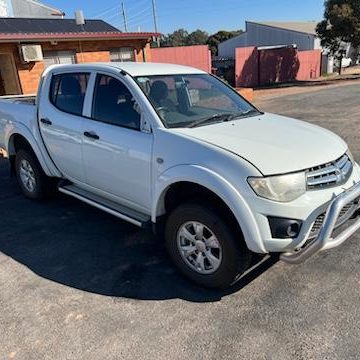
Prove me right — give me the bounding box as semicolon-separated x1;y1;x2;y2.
187;110;261;128
187;113;239;128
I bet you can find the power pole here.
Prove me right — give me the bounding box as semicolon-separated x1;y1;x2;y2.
151;0;160;47
122;2;128;32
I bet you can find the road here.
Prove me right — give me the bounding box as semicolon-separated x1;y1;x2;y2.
1;83;360;360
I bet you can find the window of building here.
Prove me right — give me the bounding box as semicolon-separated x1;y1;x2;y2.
92;74;141;130
110;47;135;62
50;73;89;116
43;51;76;68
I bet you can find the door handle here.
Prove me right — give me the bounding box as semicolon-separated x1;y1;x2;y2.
84;131;100;140
40;118;52;125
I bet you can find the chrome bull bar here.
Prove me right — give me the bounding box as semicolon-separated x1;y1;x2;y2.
280;181;360;264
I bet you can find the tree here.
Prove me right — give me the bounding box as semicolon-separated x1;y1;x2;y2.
161;28;189;47
316;0;360;73
157;28;244;53
187;29;209;45
207;30;243;55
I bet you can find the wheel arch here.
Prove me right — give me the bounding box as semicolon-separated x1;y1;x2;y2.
153;165;266;253
6;128;58;177
8;133;33;154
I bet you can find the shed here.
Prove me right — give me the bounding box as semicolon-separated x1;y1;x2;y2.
219;21;320;58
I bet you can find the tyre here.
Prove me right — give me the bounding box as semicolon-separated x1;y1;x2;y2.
15;149;50;200
165;203;252;289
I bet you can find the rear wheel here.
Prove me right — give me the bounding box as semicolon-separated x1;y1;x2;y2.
165;203;252;289
15;149;50;200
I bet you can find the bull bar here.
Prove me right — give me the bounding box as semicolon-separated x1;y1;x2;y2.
280;181;360;264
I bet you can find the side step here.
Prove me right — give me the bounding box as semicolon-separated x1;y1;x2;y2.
58;184;151;228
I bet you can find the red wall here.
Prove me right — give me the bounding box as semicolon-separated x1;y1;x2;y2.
235;47;321;87
297;50;322;81
235;47;258;87
151;45;211;72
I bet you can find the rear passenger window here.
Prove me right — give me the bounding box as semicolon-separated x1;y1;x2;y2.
50;73;89;116
92;74;141;130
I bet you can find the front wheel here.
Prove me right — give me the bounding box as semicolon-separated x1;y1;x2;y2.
165;203;252;289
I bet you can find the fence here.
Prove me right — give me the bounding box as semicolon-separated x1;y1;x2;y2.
150;45;212;73
235;46;321;87
296;50;322;81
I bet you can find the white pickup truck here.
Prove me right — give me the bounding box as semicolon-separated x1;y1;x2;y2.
1;62;360;288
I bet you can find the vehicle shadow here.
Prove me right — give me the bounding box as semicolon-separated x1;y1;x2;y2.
0;164;278;302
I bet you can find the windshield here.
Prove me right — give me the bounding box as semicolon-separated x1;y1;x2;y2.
135;74;259;128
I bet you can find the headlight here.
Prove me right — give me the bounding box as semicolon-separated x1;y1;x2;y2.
248;172;306;202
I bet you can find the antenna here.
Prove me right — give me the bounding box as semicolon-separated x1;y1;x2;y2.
75;10;85;31
122;2;128;32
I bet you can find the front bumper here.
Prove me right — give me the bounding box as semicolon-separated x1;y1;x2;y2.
280;181;360;264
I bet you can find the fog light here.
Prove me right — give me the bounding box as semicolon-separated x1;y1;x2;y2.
286;222;301;237
268;217;302;239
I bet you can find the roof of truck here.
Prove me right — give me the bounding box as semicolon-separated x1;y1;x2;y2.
108;62;207;76
48;62;207;76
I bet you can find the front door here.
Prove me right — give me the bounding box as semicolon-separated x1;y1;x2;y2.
82;73;153;212
38;71;90;182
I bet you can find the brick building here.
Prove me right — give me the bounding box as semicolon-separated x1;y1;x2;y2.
0;17;158;95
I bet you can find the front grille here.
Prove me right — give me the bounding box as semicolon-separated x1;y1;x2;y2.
309;214;325;237
309;200;358;239
306;154;353;190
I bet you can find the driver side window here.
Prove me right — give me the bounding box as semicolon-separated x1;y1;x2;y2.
92;74;141;130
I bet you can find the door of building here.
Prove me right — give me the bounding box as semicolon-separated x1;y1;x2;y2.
0;70;5;96
0;54;20;95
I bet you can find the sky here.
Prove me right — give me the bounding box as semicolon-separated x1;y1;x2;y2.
54;0;325;35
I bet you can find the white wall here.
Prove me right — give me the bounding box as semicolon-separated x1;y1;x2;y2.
0;0;62;18
0;0;10;16
11;0;62;17
314;37;322;50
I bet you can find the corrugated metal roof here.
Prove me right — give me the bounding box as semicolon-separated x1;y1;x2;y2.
0;17;160;42
248;21;318;35
0;17;120;34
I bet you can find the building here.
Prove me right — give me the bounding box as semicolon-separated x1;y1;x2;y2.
0;17;159;95
219;21;320;58
0;0;63;18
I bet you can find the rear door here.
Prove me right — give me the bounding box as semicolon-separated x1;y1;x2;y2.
38;71;90;182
